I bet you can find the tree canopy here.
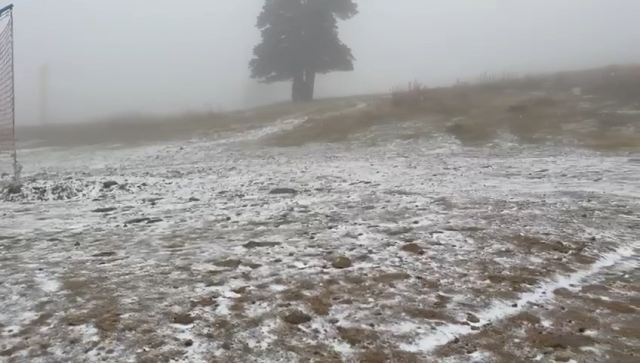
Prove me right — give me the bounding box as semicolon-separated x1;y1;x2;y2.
249;0;358;102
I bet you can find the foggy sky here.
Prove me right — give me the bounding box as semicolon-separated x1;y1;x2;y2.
13;0;640;124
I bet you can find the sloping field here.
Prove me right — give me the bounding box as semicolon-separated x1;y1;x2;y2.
1;113;639;362
1;65;639;362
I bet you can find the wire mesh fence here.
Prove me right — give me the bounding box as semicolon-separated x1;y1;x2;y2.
0;5;17;182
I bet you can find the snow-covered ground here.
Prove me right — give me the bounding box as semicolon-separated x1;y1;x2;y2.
1;119;639;363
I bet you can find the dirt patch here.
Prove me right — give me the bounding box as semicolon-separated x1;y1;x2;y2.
433;293;452;309
580;284;610;294
94;305;121;333
282;310;312;325
613;325;640;339
590;298;638;314
358;350;388;363
358;348;421;363
400;243;425;255
337;326;380;347
509;235;580;255
562;309;602;330
511;312;542;326
486;272;539;290
404;308;457;323
170;313;195;325
343;274;367;285
0;343;28;358
243;241;282;249
135;348;186;363
530;332;596;350
306;295;333;316
373;272;411;284
190;296;218;308
214;259;243;269
553;288;573;298
281;288;306;302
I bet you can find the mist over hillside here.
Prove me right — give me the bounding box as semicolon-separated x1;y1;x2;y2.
15;0;640;124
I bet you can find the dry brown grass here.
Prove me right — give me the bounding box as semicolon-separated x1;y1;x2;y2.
17;95;378;148
18;111;238;148
267;64;640;151
19;65;640;151
265;102;393;146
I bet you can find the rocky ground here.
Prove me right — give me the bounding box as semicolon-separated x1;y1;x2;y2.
0;116;639;363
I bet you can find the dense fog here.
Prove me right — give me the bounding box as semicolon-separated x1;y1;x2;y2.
13;0;640;124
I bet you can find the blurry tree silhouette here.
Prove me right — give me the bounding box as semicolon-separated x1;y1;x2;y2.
249;0;358;102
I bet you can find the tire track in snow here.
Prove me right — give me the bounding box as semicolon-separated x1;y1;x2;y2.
400;243;638;354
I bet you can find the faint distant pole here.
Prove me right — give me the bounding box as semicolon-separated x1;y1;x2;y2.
38;64;49;125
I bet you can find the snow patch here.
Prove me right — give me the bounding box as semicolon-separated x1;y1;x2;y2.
402;245;637;354
34;270;61;293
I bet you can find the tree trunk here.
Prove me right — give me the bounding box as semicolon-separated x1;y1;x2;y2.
291;70;304;103
303;70;316;102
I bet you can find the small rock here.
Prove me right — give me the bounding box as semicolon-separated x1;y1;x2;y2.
171;314;195;325
126;217;150;224
355;253;370;262
401;243;425;255
245;262;262;269
92;251;116;258
555;351;574;362
384;226;413;236
188;197;200;202
466;313;480;324
282;310;312;325
74;242;81;247
102;181;118;189
541;348;554;355
184;339;194;347
331;256;352;269
6;184;21;194
190;297;217;308
233;286;248;294
269;188;297;195
92;207;117;213
465;346;478;354
243;241;281;249
214;259;242;269
124;217;163;225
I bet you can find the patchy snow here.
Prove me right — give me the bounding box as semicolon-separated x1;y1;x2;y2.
1;120;638;362
34;270;61;293
401;244;637;354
